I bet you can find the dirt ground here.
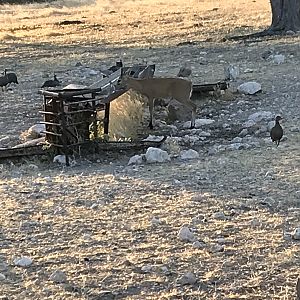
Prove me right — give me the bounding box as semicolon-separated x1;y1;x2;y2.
0;0;300;299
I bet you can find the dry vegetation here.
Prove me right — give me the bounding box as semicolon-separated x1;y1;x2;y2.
0;0;300;299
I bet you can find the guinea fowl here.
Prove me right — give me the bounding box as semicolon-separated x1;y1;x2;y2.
270;116;283;146
41;74;60;88
177;63;192;78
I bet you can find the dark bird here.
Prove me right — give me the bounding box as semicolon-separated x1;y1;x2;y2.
270;116;283;146
177;63;192;78
0;75;9;91
4;69;18;85
41;74;60;88
0;69;18;91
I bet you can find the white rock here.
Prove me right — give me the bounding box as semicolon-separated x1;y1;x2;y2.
180;149;199;160
0;273;5;281
14;256;33;267
248;111;273;123
49;270;67;283
53;155;67;164
238;82;262;95
53;155;76;166
177;272;197;285
128;154;143;165
292;228;300;240
144;147;170;163
178;226;195;242
183;118;214;129
272;54;285;64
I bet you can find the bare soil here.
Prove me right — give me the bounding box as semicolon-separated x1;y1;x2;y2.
0;0;299;299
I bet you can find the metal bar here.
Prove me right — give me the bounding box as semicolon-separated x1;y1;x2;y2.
41;131;62;137
39;111;60;116
59;98;70;166
40;121;61;126
64;109;95;115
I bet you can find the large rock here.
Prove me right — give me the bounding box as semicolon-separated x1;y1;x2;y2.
180;149;199;160
167;100;192;123
128;154;143;165
238;82;262;95
144;147;170;163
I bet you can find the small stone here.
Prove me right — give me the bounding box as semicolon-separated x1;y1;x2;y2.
128;154;143;165
239;126;251;137
160;266;170;275
53;155;67;164
192;240;206;249
238;82;262;95
49;270;67;283
178;226;195;242
227;143;250;151
211;244;225;253
176;272;197;285
141;265;152;273
0;273;5;281
250;218;261;227
231;137;242;143
14;256;33;267
248;111;273;123
261;50;273;60
180;149;199;160
213;211;227;220
292;228;300;240
183;118;214;129
151;216;161;225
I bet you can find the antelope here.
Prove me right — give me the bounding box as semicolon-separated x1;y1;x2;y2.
120;76;196;129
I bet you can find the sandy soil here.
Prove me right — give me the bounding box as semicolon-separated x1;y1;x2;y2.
0;0;300;299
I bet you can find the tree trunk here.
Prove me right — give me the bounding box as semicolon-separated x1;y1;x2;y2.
270;0;300;32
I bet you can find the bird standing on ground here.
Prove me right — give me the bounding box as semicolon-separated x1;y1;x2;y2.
4;69;18;86
270;115;283;146
41;74;60;88
177;63;192;78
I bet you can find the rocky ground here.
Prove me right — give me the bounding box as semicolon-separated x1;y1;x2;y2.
0;0;300;299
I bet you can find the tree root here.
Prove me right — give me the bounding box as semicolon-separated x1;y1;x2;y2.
225;28;294;41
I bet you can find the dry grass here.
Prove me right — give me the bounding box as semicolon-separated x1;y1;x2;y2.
0;0;271;46
0;0;299;299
